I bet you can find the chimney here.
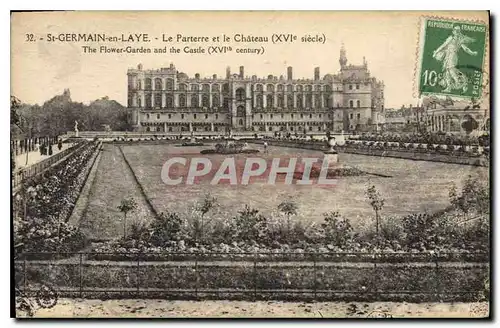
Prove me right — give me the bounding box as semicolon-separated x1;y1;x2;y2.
213;74;217;79
195;73;200;79
314;67;320;80
239;66;244;79
226;66;231;79
287;66;293;80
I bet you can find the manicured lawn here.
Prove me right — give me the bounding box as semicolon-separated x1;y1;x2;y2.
115;143;488;230
80;144;155;240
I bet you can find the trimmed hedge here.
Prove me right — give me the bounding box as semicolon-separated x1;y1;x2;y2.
16;259;488;302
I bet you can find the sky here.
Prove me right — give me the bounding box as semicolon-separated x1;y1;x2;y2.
11;11;489;108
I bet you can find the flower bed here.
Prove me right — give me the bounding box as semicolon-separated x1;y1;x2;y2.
200;142;260;154
354;133;490;147
13;141;101;253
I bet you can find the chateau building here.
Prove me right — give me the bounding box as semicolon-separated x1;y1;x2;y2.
127;46;385;134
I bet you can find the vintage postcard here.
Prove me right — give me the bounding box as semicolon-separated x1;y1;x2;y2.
11;11;490;319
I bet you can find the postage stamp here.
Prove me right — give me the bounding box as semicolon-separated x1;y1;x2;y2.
418;17;488;99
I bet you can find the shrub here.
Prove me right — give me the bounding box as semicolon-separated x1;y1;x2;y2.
321;212;355;248
149;211;184;246
380;216;404;243
401;213;451;250
449;175;489;215
128;221;150;242
233;205;269;243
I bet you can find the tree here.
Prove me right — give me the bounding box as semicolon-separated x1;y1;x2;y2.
366;184;385;239
195;193;217;242
278;200;298;233
461;116;479;134
117;197;138;238
11;96;22;176
449;175;489;216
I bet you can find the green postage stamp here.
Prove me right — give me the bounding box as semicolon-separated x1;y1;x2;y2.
418;17;488;99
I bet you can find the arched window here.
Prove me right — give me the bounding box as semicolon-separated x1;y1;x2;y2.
287;85;293;92
277;84;284;92
278;95;284;108
237;106;245;116
146;126;151;132
156;126;161;132
155;78;163;90
222;83;230;93
179;94;186;107
191;84;199;91
145;78;152;90
166;79;174;90
325;85;332;92
256;84;263;92
296;95;303;109
256;95;263;108
212;84;220;92
145;93;152;108
154;94;162;108
202;95;209;108
349;100;354;108
324;94;330;108
315;95;321;108
212;95;220;107
305;94;312;108
236;88;246;101
315;85;321;92
306;85;312;92
166;96;173;108
202;84;210;92
191;95;199;107
267;84;274;92
138;97;142;107
178;83;187;91
287;95;293;109
146;114;150;119
297;85;303;92
266;94;273;108
223;97;230;109
137;80;142;90
357;100;361;108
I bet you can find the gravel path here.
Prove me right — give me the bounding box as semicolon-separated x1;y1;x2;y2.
26;299;489;318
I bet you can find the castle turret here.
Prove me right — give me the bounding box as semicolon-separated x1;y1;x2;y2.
339;43;347;68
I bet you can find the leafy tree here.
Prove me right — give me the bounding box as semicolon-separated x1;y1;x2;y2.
321;211;354;248
366;184;385;239
278;200;298;234
11;96;22;175
233;205;268;243
449;175;489;215
195;193;217;242
117;197;138;238
461;116;479;134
